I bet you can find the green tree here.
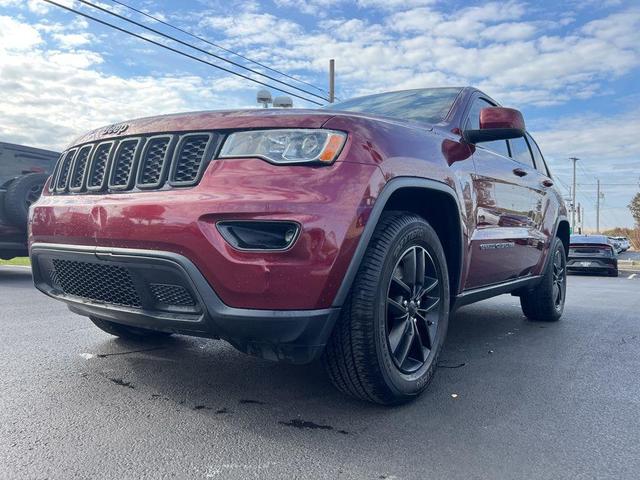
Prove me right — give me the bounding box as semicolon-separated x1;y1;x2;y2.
630;192;640;226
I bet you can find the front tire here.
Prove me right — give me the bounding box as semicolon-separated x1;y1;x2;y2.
323;212;450;405
520;237;567;322
89;317;172;341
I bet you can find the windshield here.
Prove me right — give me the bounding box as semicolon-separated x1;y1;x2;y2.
324;87;462;125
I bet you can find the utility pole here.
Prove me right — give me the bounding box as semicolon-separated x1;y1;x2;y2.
596;179;601;234
577;203;582;234
328;59;335;103
570;157;579;232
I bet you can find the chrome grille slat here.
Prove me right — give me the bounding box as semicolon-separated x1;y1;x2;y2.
109;138;142;190
87;142;114;190
55;149;77;192
170;134;212;186
137;135;173;188
69;145;93;192
48;153;65;192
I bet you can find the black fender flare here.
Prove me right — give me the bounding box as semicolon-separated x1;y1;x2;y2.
543;215;570;271
331;176;466;308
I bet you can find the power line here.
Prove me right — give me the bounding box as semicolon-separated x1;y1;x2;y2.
76;0;328;103
109;0;329;97
43;0;324;106
577;183;639;186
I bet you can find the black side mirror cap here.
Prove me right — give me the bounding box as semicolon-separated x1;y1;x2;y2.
464;128;525;144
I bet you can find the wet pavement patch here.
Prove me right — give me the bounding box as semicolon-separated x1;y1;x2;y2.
279;419;349;435
437;362;466;369
239;399;266;405
109;378;134;389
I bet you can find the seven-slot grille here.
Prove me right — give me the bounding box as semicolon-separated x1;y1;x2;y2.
50;132;217;194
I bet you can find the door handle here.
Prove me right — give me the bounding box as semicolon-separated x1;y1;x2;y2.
541;179;554;188
512;168;528;177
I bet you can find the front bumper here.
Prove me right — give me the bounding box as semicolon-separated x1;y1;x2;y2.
31;243;339;363
30;158;380;310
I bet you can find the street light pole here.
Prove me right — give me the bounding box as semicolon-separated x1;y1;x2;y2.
570;157;579;232
328;59;335;103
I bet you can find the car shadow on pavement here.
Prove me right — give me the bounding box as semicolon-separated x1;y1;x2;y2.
71;295;556;441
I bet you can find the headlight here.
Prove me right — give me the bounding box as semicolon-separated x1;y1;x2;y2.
219;129;346;165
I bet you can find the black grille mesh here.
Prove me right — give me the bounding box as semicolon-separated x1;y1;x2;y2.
139;137;171;185
173;135;209;183
150;283;195;306
70;146;92;190
111;139;138;187
51;259;142;308
88;143;112;188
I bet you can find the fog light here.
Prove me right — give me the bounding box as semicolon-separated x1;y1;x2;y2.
216;221;300;251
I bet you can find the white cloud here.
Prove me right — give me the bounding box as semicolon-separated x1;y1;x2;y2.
480;22;537;41
532;108;640;228
0;15;43;50
51;32;93;48
0;16;251;151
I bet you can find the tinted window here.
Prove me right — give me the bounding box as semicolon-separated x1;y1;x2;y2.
326;88;461;125
508;137;535;168
525;133;549;175
465;98;509;158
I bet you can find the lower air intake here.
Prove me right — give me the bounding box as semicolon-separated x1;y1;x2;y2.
51;259;142;308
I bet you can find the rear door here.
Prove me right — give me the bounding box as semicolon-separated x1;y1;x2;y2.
465;96;548;288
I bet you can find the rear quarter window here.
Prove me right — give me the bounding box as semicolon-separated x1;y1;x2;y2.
525;133;550;176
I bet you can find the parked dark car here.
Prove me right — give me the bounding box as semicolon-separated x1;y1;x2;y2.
0;142;58;259
29;87;569;404
568;234;618;277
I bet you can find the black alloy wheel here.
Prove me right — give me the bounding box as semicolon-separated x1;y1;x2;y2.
551;248;565;311
386;246;441;373
323;211;450;404
520;236;567;322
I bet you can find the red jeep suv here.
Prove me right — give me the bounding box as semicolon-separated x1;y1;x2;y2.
29;87;569;404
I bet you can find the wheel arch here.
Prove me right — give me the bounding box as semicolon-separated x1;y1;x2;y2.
332;177;465;308
556;218;570;255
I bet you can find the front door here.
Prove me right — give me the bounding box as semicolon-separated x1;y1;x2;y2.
463;97;547;288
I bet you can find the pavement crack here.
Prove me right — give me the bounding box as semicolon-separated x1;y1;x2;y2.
96;347;164;358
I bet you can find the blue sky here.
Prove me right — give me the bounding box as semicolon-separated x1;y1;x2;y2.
0;0;639;228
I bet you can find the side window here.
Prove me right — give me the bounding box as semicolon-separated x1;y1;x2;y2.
525;133;550;176
465;97;509;158
508;137;535;168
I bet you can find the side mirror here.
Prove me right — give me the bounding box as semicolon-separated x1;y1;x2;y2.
465;107;526;144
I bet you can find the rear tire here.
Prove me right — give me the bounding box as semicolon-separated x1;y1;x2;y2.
520;237;566;322
609;269;619;277
89;316;172;340
323;212;450;405
3;173;48;228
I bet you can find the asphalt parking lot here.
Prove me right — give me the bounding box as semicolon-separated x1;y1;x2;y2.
1;267;639;480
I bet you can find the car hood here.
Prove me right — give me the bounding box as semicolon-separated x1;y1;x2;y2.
68;109;337;148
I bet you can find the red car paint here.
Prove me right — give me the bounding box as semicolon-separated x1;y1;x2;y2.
30;87;568;311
